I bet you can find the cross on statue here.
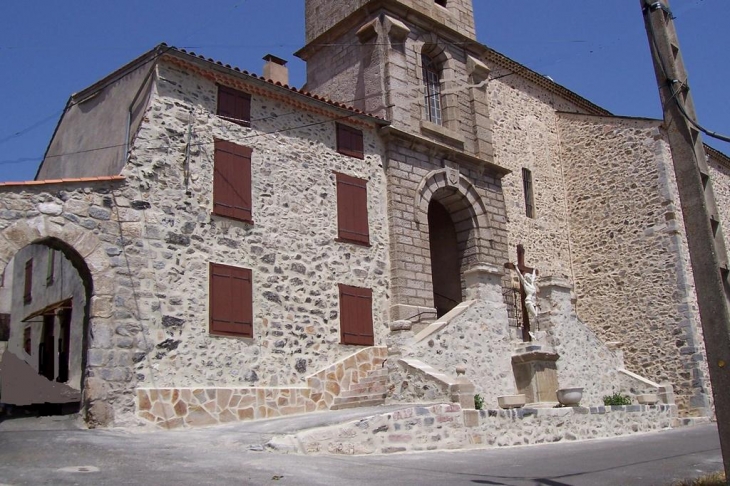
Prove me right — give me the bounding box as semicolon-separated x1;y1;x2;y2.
504;244;539;342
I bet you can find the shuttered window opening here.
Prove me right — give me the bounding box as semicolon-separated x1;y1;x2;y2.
214;139;253;223
335;172;370;246
339;284;374;346
217;85;251;127
209;263;253;338
24;259;32;304
336;123;364;159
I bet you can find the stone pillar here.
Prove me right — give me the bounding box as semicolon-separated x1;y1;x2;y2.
536;276;573;334
464;263;504;302
450;365;475;409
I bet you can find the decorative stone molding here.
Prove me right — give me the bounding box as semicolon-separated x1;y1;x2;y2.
356;18;379;43
467;55;491;84
419;120;465;147
383;15;410;43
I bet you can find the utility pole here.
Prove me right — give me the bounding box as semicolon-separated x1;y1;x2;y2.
640;0;730;479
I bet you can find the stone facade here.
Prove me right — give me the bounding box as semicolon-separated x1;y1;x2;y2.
122;60;389;397
1;0;728;430
557;113;709;415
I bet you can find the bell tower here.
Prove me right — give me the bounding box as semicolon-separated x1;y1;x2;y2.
295;0;490;151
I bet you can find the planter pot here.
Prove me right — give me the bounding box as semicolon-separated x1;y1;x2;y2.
497;394;526;409
636;393;659;405
556;387;584;406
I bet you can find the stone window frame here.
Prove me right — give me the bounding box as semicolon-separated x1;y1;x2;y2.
209;262;254;338
418;40;458;134
421;53;443;126
522;168;535;218
339;284;374;346
334;172;371;247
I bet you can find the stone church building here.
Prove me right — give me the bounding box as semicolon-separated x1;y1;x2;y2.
0;0;727;427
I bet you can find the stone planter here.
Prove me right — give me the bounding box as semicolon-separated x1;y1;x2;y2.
636;393;659;405
556;387;584;407
497;394;527;409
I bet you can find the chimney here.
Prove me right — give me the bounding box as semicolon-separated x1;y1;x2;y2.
263;54;289;86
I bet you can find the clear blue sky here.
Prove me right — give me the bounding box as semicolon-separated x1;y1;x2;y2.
0;0;727;182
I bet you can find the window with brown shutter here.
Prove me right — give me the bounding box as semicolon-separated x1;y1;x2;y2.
335;172;370;246
214;139;253;223
24;259;32;304
209;263;253;338
217;85;251;127
336;123;364;159
339;284;374;346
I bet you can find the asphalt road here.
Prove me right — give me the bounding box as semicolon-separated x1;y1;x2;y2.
0;414;722;486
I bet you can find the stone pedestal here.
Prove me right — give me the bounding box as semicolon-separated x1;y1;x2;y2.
536;276;574;334
511;344;560;405
464;263;504;302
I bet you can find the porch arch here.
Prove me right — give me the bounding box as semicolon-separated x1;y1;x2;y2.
0;216;116;423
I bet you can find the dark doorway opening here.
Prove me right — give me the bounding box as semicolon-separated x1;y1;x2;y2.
428;199;462;317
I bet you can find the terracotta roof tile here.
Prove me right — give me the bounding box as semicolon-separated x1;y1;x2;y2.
163;44;385;121
0;175;125;188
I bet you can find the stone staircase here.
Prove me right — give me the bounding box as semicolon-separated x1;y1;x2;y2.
136;346;390;428
331;368;388;410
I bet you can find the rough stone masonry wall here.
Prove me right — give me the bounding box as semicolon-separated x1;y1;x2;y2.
557;113;709;415
0;181;142;426
488;72;584;279
277;402;676;455
707;152;730;264
116;61;390;406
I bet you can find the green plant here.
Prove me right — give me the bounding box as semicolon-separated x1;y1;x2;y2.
474;393;484;410
603;392;632;406
672;471;726;486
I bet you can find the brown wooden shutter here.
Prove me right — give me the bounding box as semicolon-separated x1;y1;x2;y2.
336;123;364;159
24;259;32;304
209;263;253;337
339;284;374;346
336;172;370;245
217;85;251;127
214;140;253;223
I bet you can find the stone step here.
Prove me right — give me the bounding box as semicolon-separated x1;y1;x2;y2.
357;373;388;385
340;385;387;398
330;398;386;411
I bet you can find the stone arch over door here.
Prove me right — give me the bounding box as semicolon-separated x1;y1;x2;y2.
414;168;493;310
0;216;117;425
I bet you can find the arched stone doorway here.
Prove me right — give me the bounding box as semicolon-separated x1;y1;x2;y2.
415;168;493;317
0;237;92;413
428;199;461;317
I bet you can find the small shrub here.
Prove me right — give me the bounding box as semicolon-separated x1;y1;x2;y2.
673;471;726;486
603;392;631;406
474;393;484;410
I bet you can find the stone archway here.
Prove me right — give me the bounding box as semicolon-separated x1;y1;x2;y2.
415;167;492;262
0;216;116;424
414;168;493;312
